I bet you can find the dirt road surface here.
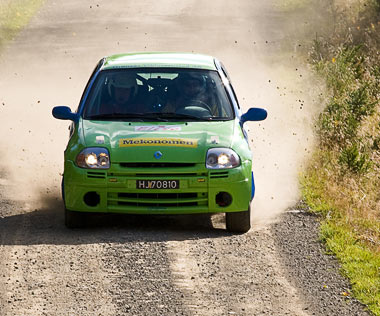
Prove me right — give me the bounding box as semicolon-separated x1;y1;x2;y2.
0;0;373;315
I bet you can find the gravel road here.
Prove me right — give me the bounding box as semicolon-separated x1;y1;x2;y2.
0;0;374;315
0;195;372;315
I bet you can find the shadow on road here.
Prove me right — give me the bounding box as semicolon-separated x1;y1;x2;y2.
0;193;230;246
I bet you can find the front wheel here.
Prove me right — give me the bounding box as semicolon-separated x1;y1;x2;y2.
226;206;251;233
65;208;86;228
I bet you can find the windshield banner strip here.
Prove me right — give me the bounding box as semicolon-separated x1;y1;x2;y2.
134;125;182;132
119;137;198;148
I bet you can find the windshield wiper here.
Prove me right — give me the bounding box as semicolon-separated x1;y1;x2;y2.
149;112;211;121
159;113;233;121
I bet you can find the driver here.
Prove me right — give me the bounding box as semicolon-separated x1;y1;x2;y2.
173;72;208;108
164;72;213;114
101;73;142;114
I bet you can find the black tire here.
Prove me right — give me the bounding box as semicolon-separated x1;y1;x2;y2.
65;208;86;228
226;207;251;233
61;176;65;201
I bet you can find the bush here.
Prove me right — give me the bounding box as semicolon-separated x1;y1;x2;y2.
338;143;371;174
303;0;380;313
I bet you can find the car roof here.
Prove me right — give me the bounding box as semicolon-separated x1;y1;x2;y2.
101;52;217;71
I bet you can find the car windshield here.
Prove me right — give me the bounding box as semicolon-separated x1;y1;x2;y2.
82;68;234;121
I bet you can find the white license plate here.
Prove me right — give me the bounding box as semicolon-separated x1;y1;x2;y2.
136;180;179;189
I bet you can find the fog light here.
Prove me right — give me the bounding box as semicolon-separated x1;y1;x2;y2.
216;192;232;207
83;191;100;207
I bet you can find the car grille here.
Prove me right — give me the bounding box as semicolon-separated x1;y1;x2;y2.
120;162;196;168
108;192;208;208
95;163;230;211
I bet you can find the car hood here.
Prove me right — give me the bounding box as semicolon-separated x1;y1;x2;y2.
81;120;237;163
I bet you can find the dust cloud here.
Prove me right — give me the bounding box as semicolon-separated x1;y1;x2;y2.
244;62;323;226
0;65;72;210
0;0;325;225
216;3;326;226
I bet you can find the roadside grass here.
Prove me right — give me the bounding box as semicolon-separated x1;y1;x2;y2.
299;0;380;314
301;162;380;314
0;0;45;51
321;220;380;315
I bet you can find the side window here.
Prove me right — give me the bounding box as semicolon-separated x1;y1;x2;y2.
220;63;240;109
77;58;105;113
220;62;231;82
228;83;240;109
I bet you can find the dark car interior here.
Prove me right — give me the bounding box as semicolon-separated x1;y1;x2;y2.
83;69;234;120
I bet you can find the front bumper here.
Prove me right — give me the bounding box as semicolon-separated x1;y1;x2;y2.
63;160;252;214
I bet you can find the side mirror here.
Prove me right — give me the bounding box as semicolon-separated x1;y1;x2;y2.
52;106;78;122
240;107;267;125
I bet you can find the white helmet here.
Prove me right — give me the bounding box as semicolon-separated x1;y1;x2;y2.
108;73;138;97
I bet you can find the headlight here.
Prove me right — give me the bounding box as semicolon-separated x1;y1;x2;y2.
206;148;240;169
76;148;110;169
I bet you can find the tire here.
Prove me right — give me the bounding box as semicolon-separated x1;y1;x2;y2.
65;208;86;228
61;176;65;201
226;206;251;233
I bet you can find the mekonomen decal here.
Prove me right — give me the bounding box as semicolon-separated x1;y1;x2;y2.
119;137;198;148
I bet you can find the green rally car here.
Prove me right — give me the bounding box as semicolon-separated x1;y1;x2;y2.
52;52;267;232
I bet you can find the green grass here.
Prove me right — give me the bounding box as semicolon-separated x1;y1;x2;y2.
321;221;380;315
0;0;45;50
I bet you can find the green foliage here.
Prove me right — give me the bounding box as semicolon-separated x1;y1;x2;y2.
302;0;380;314
339;143;371;174
315;44;377;156
347;85;376;120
